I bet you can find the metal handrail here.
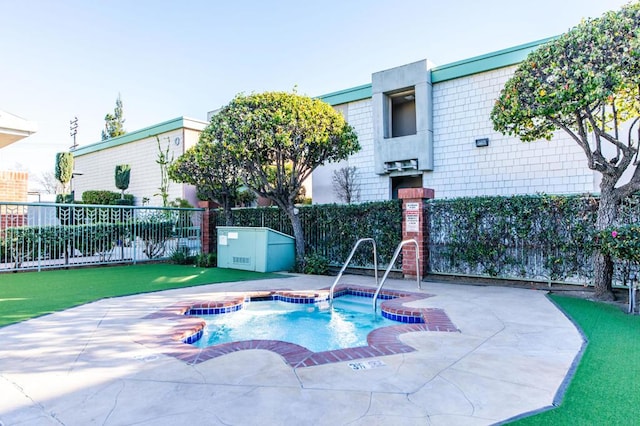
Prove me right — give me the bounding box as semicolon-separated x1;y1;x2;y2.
373;239;421;311
329;238;378;305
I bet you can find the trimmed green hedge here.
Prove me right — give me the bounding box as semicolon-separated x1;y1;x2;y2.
82;190;134;205
428;194;599;282
1;218;175;266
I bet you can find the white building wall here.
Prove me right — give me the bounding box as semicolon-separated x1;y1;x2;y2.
314;65;598;204
347;99;389;201
427;66;596;198
184;127;201;150
73;129;193;206
312;99;388;204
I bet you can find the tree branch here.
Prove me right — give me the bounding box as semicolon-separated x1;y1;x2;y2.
552;114;600;170
614;164;640;200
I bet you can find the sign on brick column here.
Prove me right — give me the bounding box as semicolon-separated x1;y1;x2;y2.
398;188;434;279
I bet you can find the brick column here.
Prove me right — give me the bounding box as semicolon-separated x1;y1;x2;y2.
0;171;29;231
398;188;434;279
0;171;28;202
198;201;219;254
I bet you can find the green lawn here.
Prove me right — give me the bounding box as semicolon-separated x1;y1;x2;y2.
0;263;283;327
511;295;640;425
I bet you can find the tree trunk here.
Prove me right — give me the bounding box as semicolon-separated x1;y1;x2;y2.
223;200;234;226
285;206;305;269
594;188;618;301
593;251;614;300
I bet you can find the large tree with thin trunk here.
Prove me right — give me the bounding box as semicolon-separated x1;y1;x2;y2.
168;139;246;226
209;91;360;266
491;2;640;300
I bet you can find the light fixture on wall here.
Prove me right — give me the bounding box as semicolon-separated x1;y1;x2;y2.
475;138;489;147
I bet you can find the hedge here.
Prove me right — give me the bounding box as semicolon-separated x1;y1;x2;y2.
212;201;403;269
1;218;175;266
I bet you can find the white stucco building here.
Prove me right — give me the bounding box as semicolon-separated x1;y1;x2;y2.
312;37;597;204
72;117;208;206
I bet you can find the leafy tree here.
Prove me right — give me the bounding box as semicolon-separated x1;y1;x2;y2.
115;164;131;199
54;152;74;193
491;2;640;300
210;91;360;265
168;139;248;225
101;93;126;140
332;166;361;204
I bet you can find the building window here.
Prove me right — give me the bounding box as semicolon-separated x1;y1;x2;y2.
385;88;416;138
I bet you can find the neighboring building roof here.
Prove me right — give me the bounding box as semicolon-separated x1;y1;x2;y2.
0;109;38;149
319;36;557;106
72;116;208;156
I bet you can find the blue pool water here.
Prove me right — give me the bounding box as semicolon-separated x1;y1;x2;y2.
191;295;397;352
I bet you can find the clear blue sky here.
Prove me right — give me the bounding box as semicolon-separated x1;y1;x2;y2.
0;0;630;185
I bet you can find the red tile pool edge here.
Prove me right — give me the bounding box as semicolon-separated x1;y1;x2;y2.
138;285;459;367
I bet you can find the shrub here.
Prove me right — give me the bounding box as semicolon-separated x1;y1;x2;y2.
597;224;640;263
82;190;134;205
3;227;38;267
170;246;194;265
134;215;175;259
114;198;134;206
194;252;217;268
303;252;329;275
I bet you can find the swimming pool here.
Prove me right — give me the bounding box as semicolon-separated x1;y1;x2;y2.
192;294;396;352
144;285;458;367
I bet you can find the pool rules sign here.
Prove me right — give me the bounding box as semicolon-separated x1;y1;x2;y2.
405;202;420;233
398;188;434;279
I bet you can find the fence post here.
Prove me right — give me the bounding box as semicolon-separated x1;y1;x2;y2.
198;201;218;254
398;188;434;279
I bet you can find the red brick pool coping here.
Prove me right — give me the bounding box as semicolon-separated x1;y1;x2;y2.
139;285;459;368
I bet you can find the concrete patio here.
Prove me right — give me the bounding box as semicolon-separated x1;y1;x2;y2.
0;274;584;425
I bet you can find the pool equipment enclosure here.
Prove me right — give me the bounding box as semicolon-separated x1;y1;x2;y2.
217;226;295;272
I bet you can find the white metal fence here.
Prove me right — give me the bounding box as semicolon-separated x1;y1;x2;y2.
0;202;203;272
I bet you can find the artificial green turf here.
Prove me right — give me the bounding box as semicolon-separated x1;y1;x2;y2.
510;295;640;425
0;264;283;327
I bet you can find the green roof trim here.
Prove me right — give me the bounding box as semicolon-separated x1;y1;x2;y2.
430;36;556;83
318;84;373;106
72;117;207;157
318;36;557;105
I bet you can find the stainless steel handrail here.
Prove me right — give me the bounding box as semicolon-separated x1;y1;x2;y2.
373;239;421;311
329;238;378;305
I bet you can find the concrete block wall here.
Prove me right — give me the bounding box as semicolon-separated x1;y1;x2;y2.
347;99;389;201
427;66;596;198
73;129;192;206
314;64;598;204
313;99;389;204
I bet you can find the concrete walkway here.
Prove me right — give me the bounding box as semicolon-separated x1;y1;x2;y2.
0;274;584;425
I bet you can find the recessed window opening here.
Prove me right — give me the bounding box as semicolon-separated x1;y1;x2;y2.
386;88;416;138
391;175;422;199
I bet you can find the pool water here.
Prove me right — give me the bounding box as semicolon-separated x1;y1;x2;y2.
191;295;397;352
